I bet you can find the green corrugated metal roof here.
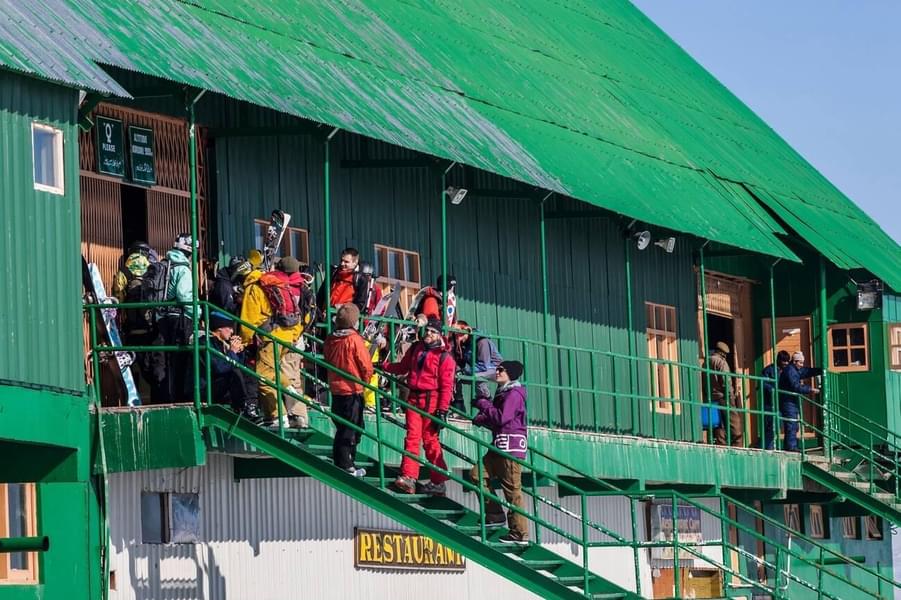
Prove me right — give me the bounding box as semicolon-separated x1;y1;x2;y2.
9;1;901;287
0;3;128;96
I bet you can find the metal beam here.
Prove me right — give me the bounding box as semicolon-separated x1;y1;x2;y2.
340;158;434;169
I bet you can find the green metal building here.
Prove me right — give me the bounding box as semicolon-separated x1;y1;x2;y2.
1;1;901;598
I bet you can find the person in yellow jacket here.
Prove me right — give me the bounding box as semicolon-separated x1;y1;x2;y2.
239;256;308;428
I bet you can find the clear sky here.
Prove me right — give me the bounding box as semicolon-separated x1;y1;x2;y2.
630;1;901;244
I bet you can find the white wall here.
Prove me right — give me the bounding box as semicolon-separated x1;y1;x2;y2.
107;454;725;599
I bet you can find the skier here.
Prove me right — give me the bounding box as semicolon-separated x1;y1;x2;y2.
760;350;791;450
450;321;503;415
209;256;252;314
324;304;373;477
197;311;260;421
150;234;196;403
470;360;529;545
383;319;456;496
239;256;311;428
316;247;380;315
778;351;822;452
111;241;159;302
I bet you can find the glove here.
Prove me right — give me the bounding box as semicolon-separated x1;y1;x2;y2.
433;409;448;430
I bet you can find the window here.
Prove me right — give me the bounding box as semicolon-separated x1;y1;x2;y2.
828;324;869;372
0;483;39;583
646;303;681;414
864;515;883;540
783;504;803;533
141;492;200;544
32;123;64;194
841;517;859;539
374;244;421;315
252;220;309;265
889;324;901;371
808;505;829;539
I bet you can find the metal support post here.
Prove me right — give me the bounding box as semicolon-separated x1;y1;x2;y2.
324;128;339;333
187;90;205;417
625;237;637;433
770;260;780;450
818;256;831;460
539;193;553;425
440;162;456;331
699;243;712;443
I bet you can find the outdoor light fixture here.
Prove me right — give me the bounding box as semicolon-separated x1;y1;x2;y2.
633;230;651;250
856;280;883;310
655;237;676;253
445;186;468;205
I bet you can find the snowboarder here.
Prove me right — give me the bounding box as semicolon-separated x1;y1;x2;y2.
470;360;529;545
383;319;456;496
324;304;373;477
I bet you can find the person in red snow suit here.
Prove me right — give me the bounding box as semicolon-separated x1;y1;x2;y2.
415;274;456;324
383;319;456;496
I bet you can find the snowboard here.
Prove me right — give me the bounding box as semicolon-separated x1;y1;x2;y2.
261;209;291;272
84;260;141;406
363;285;401;357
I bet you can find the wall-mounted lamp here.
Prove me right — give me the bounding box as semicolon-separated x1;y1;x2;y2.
655;237;676;253
445;186;468;205
633;230;651;250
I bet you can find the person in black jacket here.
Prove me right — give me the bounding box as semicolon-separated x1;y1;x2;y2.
777;351;822;451
199;311;260;421
760;350;790;449
209;256;252;314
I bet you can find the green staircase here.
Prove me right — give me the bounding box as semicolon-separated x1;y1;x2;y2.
201;404;636;600
795;394;901;527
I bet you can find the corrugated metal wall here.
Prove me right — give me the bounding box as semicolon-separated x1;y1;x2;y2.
884;294;901;435
0;72;84;391
107;454;730;599
214;133;700;437
80;175;123;289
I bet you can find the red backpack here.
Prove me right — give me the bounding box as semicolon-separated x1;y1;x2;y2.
259;271;311;329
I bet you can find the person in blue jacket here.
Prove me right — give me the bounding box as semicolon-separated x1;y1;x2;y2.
778;351;822;451
197;312;260;422
760;350;791;449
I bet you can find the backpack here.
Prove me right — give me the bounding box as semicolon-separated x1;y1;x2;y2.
122;254;168;332
136;259;172;324
259;271;311;329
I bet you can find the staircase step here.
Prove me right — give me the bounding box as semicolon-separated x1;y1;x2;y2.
520;559;566;571
421;508;469;520
850;481;873;491
486;541;531;554
555;573;597;586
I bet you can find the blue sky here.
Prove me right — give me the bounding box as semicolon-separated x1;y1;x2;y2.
631;1;901;244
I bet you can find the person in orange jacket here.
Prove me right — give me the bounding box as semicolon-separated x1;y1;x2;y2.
383;319;456;496
324;303;374;477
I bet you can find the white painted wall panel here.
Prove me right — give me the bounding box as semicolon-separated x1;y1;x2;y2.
107;454;725;599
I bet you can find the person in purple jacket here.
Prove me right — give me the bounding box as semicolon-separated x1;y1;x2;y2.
469;360;529;545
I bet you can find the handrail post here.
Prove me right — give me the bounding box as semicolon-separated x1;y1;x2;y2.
630;497;642;597
187;92;202;416
672;496;681;600
89;306;102;403
375;386;386;489
477;457;487;542
818;256;832;461
590;352;599;432
581;493;590;595
625;239;637;434
274;343;284;438
440;162;455;332
324;128;339;334
204;318;212;408
770;260;780;450
529;450;542;545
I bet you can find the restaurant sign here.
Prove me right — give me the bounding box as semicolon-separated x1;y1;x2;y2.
354;527;466;571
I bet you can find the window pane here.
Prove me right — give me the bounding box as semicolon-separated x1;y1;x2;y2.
832;350;849;367
33;127;59;188
849;327;865;346
892;348;901;368
141;492;164;544
8;484;29;570
646;304;654;327
849;348;867;367
891;326;901;346
386;251;398;279
170;493;200;543
404;253;415;282
831;328;847;347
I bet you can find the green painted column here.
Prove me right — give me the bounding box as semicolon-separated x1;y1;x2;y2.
699;243;713;442
539;194;552;425
625;237;637;433
187;91;205;414
770;260;780;449
324;128;339;333
819;256;832;459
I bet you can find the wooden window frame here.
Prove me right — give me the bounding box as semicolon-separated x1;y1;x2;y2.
888;324;901;372
32;122;65;195
0;484;39;583
646;302;681;415
864;515;883;540
828;323;869;373
252;219;310;265
841;516;859;540
808;505;829;539
783;504;803;533
374;244;421;315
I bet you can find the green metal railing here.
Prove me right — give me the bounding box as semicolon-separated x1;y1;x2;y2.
85;300;901;599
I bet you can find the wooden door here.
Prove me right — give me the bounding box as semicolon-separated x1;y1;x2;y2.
762;316;820;439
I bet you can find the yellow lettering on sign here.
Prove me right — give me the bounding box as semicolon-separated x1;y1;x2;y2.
382;534;394;563
423;538;435;564
359;532;373;563
402;535;413;564
371;533;382;563
435;543;446;565
412;536;424;563
393;535;403;565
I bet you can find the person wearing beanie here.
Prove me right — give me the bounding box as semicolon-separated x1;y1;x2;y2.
470;360;528;545
210;256;252;314
324;303;372;477
703;341;743;447
450;321;504;415
778;351;823;451
760;350;791;450
194;312;260;422
383;319;456;496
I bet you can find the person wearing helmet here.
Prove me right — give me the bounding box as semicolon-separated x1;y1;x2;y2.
210;255;252;314
152;233;197;402
111;241;159;302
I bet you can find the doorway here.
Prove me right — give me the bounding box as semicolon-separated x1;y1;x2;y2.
121;184;149;251
706;314;735;367
762;316;820;444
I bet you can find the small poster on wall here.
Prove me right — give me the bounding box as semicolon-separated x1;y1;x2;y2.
129;125;156;185
96;116;124;177
649;502;703;561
